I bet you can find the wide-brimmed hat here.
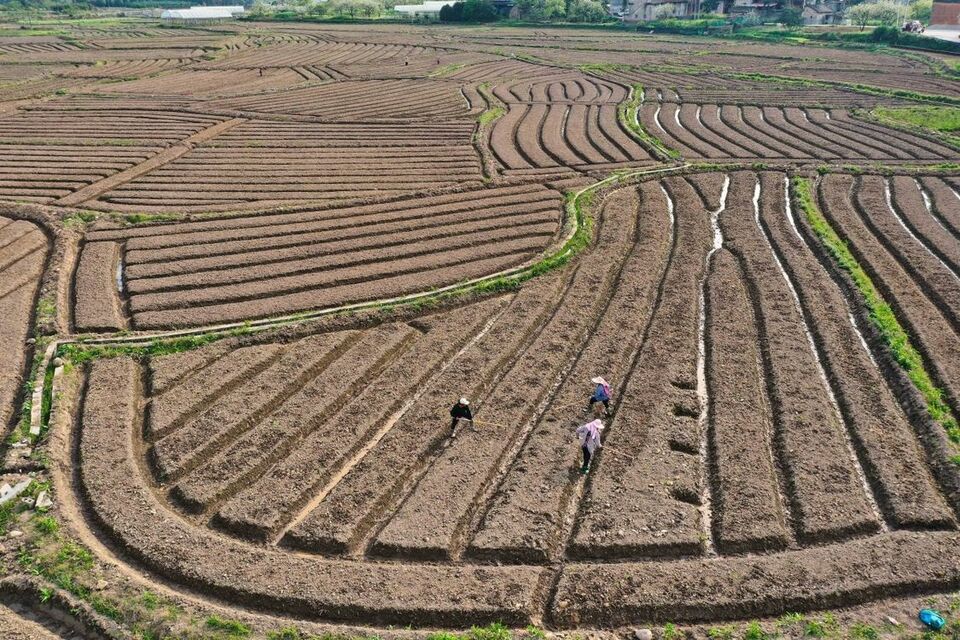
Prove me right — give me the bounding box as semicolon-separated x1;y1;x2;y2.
591;376;607;385
459;397;470;405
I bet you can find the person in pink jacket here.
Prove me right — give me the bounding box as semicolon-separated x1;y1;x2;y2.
575;419;604;475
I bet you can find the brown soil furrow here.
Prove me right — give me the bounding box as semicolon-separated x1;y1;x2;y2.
921;176;960;237
698;104;772;157
0;219;45;433
680;104;748;158
172;324;417;513
564;104;611;164
124;197;558;270
780;108;879;159
92;183;552;245
638;102;697;158
147;343;232;396
565;176;711;560
129;236;548;313
804;110;914;160
151;332;357;481
214;299;508;541
662;102;723;158
704;247;790;554
281;271;571;556
761;107;857;159
890;176;960;276
551;530;960;626
818;174;960;416
466;181;672;564
718;105;802;159
134;251;533;330
740;106;831;159
720;172;878;543
0;220;41;252
831;110;958;159
0;228;45;273
521;103;559;167
761;173;954;528
126;211;557;283
596;104;649;161
857;176;960;334
542;105;588;166
371;185;652;561
146;343;285;440
586;103;629;162
78;357;543;626
72;241;125;333
56;118;244;207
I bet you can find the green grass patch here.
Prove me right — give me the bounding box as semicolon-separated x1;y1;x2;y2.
618;85;680;161
60;326;255;366
429;63;467;77
872;105;960;146
205;615;251;637
793;177;960;461
478;105;506;127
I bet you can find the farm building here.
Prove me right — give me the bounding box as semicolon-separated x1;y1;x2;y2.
931;0;960;24
160;5;245;22
394;1;454;17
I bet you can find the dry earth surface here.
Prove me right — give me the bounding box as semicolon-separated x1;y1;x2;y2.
0;17;959;640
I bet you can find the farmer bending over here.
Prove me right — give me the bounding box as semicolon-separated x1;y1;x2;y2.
576;419;604;475
449;397;473;436
587;376;611;416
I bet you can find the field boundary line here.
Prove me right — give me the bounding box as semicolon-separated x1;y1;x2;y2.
53;118;247;208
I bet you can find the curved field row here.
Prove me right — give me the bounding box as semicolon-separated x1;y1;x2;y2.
0;217;48;433
207;78;474;120
818;175;960;414
491;75;627;104
100;68;309;97
58;58;196;78
64;171;960;630
489;102;655;171
638;102;957;161
203;41;445;69
88;119;482;213
76;183;561;329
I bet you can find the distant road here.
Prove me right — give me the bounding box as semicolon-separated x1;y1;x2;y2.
924;25;960;42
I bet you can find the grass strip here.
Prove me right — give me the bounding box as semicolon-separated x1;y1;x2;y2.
618;85;680;161
793;176;960;463
870;105;960;149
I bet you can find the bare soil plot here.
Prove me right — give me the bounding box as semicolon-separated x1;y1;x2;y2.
207;78;474;120
80;183;561;329
0;217;47;432
64;171;960;630
91;119;484;213
488;75;656;173
638;99;958;161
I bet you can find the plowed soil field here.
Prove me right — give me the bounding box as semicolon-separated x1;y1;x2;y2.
1;19;959;640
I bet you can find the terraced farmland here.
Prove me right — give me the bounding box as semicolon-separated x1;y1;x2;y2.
0;18;959;640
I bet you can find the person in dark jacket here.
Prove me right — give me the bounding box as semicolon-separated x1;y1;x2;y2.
449;397;473;436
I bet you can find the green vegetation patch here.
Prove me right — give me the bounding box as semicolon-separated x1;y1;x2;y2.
872;105;960;146
793;177;960;463
618;85;680;160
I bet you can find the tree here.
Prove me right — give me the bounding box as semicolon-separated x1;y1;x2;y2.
653;3;674;19
462;0;497;20
780;5;803;25
871;0;899;24
848;2;872;29
910;0;932;22
567;0;607;21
